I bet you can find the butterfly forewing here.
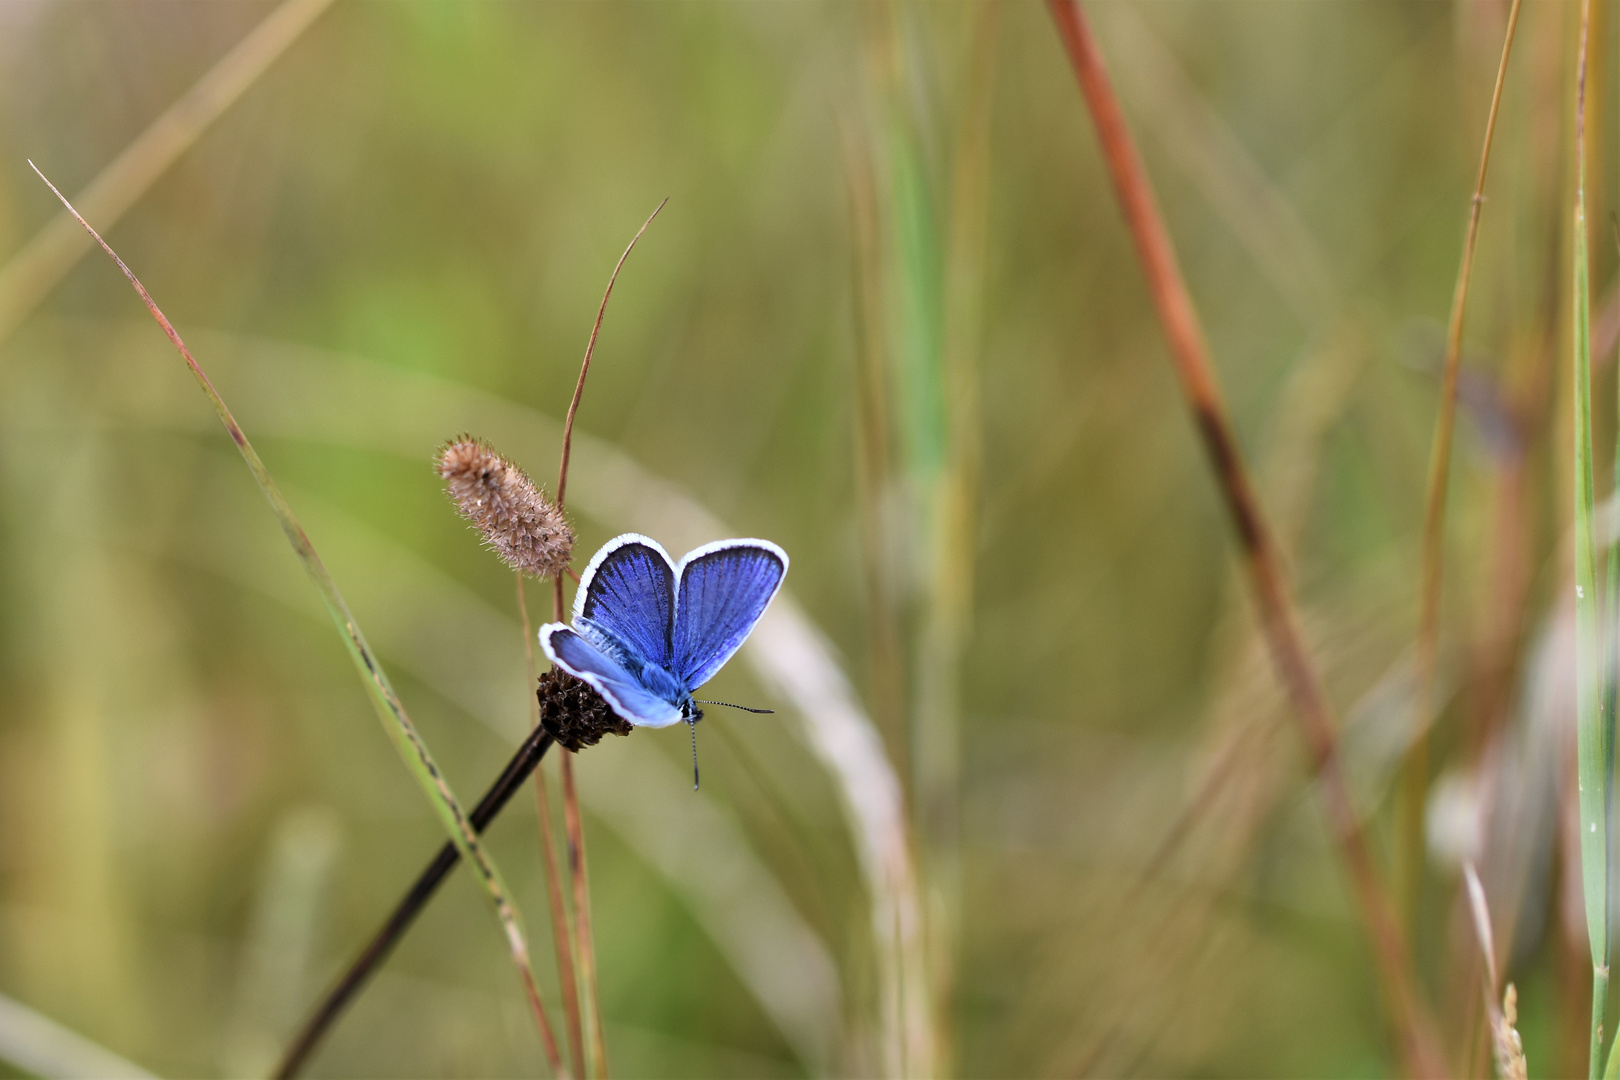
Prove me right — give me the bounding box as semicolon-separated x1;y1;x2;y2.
673;540;788;690
574;534;676;670
541;626;684;728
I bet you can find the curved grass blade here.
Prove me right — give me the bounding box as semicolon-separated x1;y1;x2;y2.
26;163;565;1076
0;992;157;1080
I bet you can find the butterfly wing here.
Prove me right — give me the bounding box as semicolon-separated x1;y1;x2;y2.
572;533;677;672
672;539;788;691
539;625;684;728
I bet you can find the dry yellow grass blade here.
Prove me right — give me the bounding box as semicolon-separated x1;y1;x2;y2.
0;0;333;347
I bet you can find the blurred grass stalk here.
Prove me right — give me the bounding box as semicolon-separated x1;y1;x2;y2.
845;135;934;1077
1043;2;1446;1075
29;169;568;1076
1404;0;1523;929
222;808;340;1077
0;0;332;350
850;4;998;1072
0;991;156;1080
1571;2;1612;1072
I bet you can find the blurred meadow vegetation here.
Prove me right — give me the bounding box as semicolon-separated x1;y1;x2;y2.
0;0;1608;1076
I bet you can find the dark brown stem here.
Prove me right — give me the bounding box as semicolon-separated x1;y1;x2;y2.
273;726;556;1079
1044;3;1445;1075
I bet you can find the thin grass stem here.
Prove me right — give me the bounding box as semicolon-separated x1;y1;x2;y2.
547;200;665;1080
560;752;607;1079
554;198;669;515
520;573;587;1080
1403;0;1525;928
27;163;563;1078
1042;5;1444;1075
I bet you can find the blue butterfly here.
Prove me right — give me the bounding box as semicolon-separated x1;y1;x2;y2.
539;533;788;761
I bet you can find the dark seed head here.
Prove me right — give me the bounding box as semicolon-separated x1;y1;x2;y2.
537;668;632;751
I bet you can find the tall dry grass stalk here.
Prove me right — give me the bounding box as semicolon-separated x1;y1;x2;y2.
1043;3;1445;1074
846;8;999;1069
842;130;909;776
0;0;333;348
857;6;1000;1072
925;7;998;1066
1404;0;1525;928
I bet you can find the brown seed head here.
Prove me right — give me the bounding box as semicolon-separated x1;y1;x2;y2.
437;436;574;578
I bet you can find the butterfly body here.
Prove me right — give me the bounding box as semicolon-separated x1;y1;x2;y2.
539;533;788;730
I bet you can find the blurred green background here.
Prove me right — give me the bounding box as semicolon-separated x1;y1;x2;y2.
0;1;1602;1076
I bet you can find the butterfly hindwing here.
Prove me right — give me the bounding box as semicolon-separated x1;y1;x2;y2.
672;539;788;690
539;625;684;728
573;533;676;671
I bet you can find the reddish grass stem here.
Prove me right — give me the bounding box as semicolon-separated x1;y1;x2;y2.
560;752;607;1078
554;199;669;516
519;573;586;1079
1043;4;1445;1075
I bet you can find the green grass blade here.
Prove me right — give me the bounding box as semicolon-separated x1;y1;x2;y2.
28;164;562;1072
1572;7;1610;1067
1577;184;1610;1080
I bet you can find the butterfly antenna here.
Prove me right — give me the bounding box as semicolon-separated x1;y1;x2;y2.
688;717;700;791
693;700;775;714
